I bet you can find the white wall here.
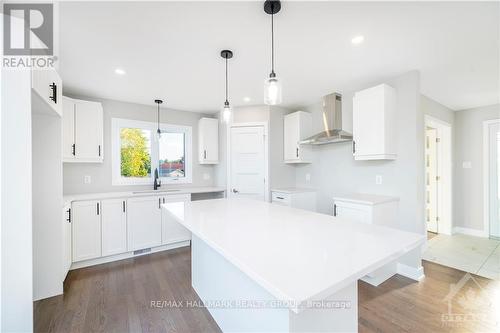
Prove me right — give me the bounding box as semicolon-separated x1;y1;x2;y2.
63;96;217;194
1;69;34;332
294;71;425;234
421;95;455;125
454;104;500;231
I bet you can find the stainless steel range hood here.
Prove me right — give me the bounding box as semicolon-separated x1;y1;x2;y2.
299;93;353;145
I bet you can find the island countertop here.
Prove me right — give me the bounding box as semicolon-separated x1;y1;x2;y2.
163;198;425;312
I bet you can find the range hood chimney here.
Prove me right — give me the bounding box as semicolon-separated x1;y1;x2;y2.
299;93;353;145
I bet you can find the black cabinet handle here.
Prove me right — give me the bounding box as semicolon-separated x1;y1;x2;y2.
163;197;165;204
122;201;125;213
276;196;285;200
98;145;101;157
158;198;161;209
352;141;356;154
296;147;299;158
204;150;207;159
97;202;100;215
333;204;337;216
66;208;71;223
49;82;57;104
72;144;76;156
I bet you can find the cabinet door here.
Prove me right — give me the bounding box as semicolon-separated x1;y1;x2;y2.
127;196;162;251
101;199;127;256
353;92;383;158
72;200;101;262
32;68;62;116
74;100;103;161
199;118;219;164
162;194;191;245
62;98;75;160
334;202;371;224
284;113;300;161
62;205;72;280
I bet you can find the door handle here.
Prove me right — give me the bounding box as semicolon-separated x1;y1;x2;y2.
232;189;239;194
49;82;57;104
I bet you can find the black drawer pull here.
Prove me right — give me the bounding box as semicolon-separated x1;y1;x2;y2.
276;196;285;200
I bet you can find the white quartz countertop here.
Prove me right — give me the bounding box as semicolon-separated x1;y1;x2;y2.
163;198;425;311
333;193;399;205
271;187;316;194
63;186;225;205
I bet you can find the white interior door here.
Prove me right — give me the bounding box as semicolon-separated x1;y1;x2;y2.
230;126;266;201
489;122;500;238
425;128;438;233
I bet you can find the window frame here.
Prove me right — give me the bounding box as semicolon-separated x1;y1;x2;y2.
111;118;192;186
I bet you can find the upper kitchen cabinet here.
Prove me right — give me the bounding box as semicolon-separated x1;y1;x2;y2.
198;117;219;164
63;96;104;163
32;68;63;116
352;84;396;161
284;111;312;163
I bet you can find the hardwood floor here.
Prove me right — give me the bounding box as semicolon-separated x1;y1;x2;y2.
35;247;500;333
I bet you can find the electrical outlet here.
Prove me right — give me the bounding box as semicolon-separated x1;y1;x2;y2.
203;173;210;180
305;173;311;182
375;175;383;185
84;175;91;184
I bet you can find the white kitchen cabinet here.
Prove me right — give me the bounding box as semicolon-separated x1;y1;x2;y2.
198;117;219;164
333;194;399;228
127;196;162;251
161;194;191;244
62;204;72;281
352;84;396;160
72;200;102;262
284;111;312;163
63;96;104;163
32;68;63;116
271;188;316;212
101;199;127;257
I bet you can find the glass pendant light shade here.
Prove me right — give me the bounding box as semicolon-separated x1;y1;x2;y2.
264;75;282;105
221;102;232;123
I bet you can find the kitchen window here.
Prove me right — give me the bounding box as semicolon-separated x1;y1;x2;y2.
112;118;192;185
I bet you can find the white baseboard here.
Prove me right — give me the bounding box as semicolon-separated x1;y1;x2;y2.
452;227;488;238
70;240;191;270
397;263;425;281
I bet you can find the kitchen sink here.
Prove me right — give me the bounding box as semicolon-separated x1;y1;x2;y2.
132;189;181;195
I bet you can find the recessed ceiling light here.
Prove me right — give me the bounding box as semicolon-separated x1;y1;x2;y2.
115;68;126;75
243;97;251;102
351;35;364;45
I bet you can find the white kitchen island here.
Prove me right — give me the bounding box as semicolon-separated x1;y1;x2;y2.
163;198;426;332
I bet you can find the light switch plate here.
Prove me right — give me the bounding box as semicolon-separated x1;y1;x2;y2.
84;175;91;184
375;175;383;185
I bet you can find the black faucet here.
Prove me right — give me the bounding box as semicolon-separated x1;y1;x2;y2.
154;168;161;190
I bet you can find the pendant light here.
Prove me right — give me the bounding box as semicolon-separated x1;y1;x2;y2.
154;99;163;140
264;0;282;105
220;49;233;123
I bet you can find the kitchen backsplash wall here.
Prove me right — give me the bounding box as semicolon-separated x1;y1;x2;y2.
63;95;216;194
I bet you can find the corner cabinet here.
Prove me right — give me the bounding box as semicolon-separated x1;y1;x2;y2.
63;96;104;163
284;111;312;163
352;84;396;160
198;117;219;164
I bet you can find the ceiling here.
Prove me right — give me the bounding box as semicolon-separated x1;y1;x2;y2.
59;1;499;112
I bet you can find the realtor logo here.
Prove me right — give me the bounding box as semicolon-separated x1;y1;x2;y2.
3;3;53;56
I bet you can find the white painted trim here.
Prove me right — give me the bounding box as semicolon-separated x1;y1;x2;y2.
452;227;488;238
483;119;500;239
70;240;190;270
226;122;270;202
396;263;425;281
424;115;452;235
111;118;193;186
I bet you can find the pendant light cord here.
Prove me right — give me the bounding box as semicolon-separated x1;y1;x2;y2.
225;57;229;104
271;12;275;75
157;103;160;133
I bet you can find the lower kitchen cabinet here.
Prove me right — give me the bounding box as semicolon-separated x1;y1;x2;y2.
333;194;399;228
127;196;162;251
101;199;127;256
72;200;101;262
62;204;72;280
162;194;191;244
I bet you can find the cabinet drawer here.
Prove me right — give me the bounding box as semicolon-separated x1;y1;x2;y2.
271;192;291;206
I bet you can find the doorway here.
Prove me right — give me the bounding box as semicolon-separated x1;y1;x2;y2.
227;123;269;201
424;115;452;235
484;119;500;239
